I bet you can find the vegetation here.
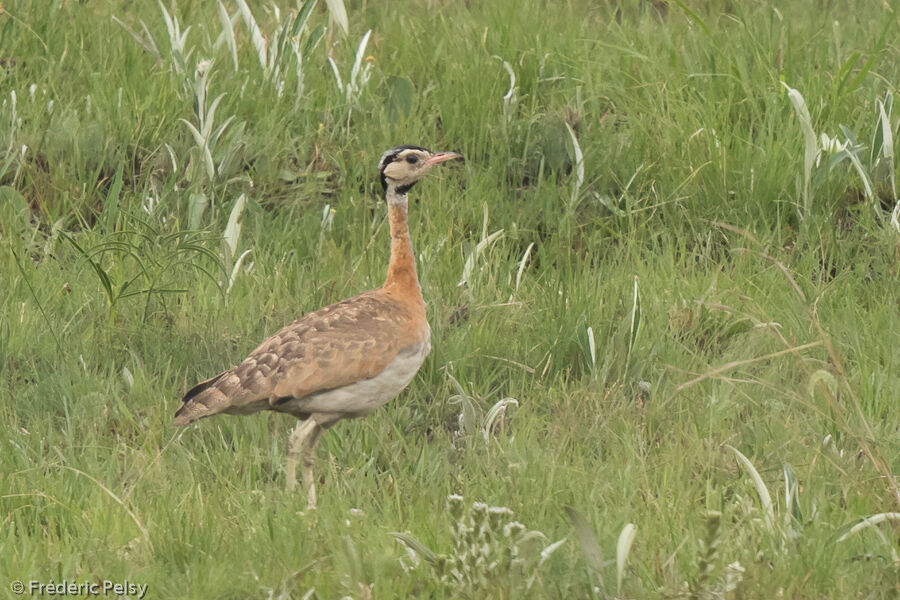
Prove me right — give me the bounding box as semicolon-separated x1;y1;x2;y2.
2;0;899;597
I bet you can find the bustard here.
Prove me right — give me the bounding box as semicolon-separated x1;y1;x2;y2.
174;145;462;507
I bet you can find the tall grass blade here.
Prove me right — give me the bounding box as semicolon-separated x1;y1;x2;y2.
295;0;319;36
62;233;115;309
537;537;566;565
565;122;584;205
226;249;252;298
446;372;477;437
211;116;235;151
626;276;642;365
875;94;896;199
235;0;267;70
158;1;176;47
102;162;125;229
446;371;467;398
348;30;373;101
808;368;838;399
833;52;861;100
61;466;150;545
328;57;344;93
0;320;8;375
341;535;365;586
725;445;775;533
304;24;325;57
111;16;161;60
139;20;159;58
526;537;567;590
459;203;503;288
482;397;518;441
290;0;321;100
202;93;226;141
458;229;503;288
12;249;63;354
782;83;818;217
122;366;134;391
783;463;802;525
844;19;892;97
390;532;437;563
835;513;900;562
835;512;900;542
180;119;216;181
512;241;534;297
188;193;208;230
564;507;604;587
616;523;637;595
672;0;711;36
495;57;517;126
216;2;238;72
586;326;596;375
843;144;875;202
324;0;349;36
223;193;247;259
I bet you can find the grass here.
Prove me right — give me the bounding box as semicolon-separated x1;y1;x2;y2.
2;0;900;597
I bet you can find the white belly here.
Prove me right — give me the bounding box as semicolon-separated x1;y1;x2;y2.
282;339;430;418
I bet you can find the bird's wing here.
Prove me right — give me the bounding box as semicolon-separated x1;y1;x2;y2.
174;291;422;425
265;294;420;400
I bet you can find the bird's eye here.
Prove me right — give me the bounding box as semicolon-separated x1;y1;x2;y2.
405;155;419;164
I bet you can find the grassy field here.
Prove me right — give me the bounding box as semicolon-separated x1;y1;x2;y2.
2;0;900;597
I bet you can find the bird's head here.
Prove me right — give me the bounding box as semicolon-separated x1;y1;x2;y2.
378;145;462;195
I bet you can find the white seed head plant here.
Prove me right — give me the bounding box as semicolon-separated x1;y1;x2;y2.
392;495;565;597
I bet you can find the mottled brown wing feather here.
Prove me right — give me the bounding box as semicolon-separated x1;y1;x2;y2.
174;291;420;425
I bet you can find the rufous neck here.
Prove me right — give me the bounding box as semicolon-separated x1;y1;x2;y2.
383;187;421;294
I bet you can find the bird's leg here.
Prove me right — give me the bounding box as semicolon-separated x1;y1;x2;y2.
285;419;317;493
301;424;324;508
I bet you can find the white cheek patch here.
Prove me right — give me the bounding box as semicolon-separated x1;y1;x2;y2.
383;162;404;180
383;160;427;186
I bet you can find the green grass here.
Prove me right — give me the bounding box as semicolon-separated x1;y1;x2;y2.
2;0;900;597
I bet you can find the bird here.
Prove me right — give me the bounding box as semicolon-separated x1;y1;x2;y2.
174;145;462;508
